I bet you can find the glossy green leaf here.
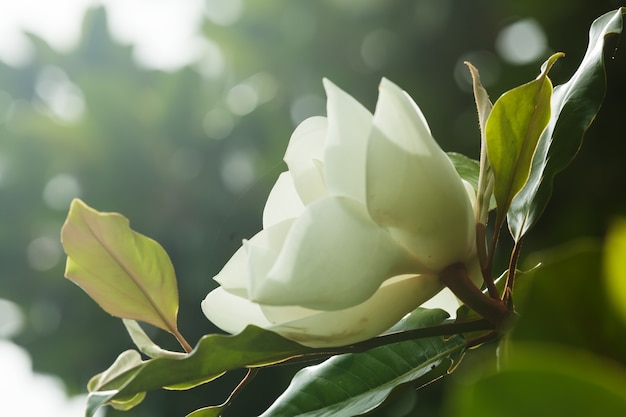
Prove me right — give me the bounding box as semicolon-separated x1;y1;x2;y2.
486;53;561;229
605;218;626;325
86;325;315;416
61;198;180;334
450;344;626;417
259;308;466;417
508;8;625;240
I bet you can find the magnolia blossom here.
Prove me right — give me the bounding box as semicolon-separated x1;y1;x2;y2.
202;78;478;347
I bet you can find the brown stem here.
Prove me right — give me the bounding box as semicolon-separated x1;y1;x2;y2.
440;263;510;332
476;223;499;299
221;368;259;409
503;237;524;306
266;318;495;368
172;328;194;353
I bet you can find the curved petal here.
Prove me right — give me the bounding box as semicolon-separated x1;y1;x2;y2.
213;218;294;298
283;116;328;204
249;195;419;311
270;273;442;347
263;172;305;228
201;287;272;334
420;288;461;319
322;79;372;204
366;78;475;271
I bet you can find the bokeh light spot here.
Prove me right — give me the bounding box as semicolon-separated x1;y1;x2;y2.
496;18;547;65
290;94;326;126
203;108;235;140
27;236;63;272
0;299;24;338
35;66;85;123
42;174;81;211
220;149;257;194
226;84;259;116
204;0;243;26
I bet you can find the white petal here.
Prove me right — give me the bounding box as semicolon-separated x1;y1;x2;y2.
420;288;461;319
249;196;418;310
213;219;294;298
322;79;372;203
201;287;272;334
283;116;328;204
270;273;442;347
366;78;475;271
263;172;305;228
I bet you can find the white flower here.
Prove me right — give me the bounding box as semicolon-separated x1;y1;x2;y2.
202;78;477;347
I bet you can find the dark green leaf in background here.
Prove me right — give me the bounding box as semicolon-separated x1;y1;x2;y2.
449;343;626;417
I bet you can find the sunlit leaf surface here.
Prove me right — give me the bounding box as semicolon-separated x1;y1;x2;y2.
61;198;180;333
486;53;560;229
508;8;625;240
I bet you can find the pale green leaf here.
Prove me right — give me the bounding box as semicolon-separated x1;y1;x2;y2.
486;53;562;230
123;319;187;359
61;198;180;334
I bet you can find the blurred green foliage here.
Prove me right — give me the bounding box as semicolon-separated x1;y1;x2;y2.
1;1;625;416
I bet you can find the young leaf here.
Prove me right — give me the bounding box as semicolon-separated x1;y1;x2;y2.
486;53;562;231
508;8;625;240
123;319;187;359
466;62;495;224
259;308;466;417
61;199;180;335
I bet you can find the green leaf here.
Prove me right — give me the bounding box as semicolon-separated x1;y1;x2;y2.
86;350;147;414
508;8;625;240
186;406;224;417
259;308;466;417
61;198;180;334
605;218;626;325
86;325;315;416
510;241;626;364
123;319;187;359
448;152;480;191
448;152;497;213
486;53;562;231
449;343;626;417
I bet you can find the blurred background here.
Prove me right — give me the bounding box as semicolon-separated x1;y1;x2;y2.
0;0;625;416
